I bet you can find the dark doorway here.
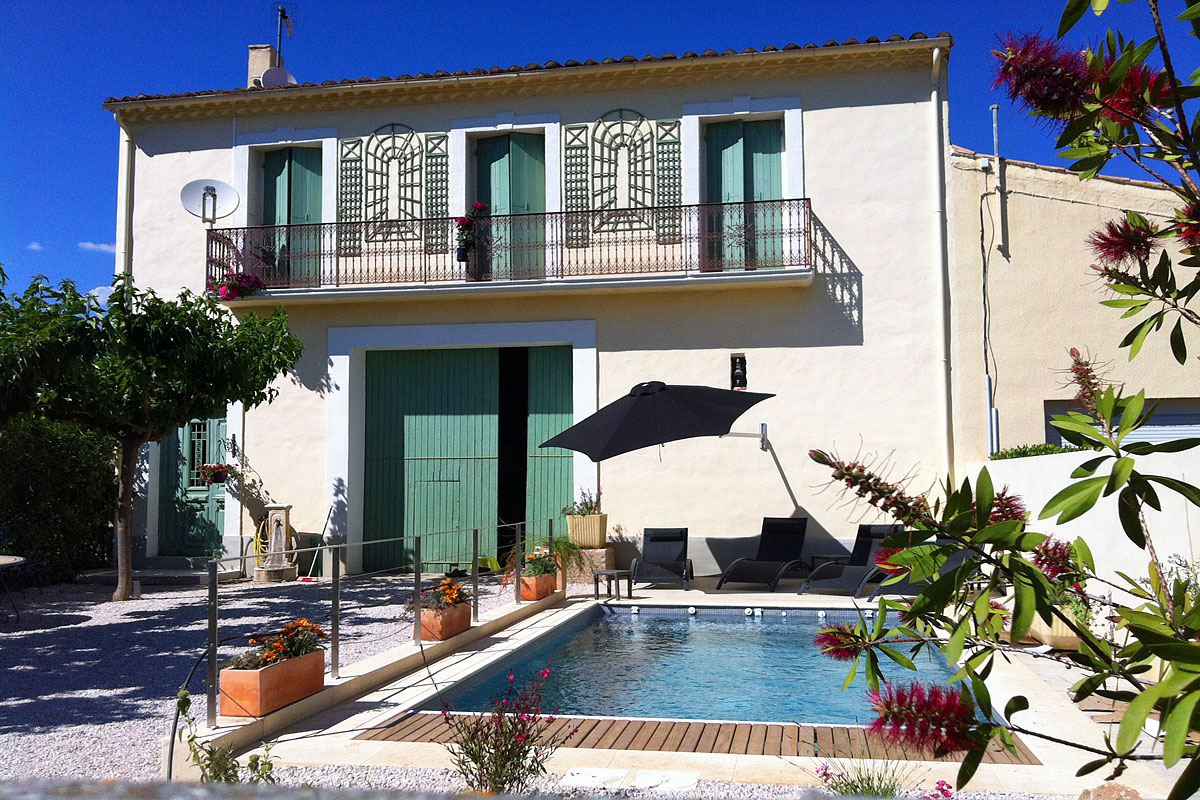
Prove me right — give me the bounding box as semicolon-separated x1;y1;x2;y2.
497;347;530;562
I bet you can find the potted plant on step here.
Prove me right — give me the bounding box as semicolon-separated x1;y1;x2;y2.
415;577;473;641
519;545;559;600
563;489;606;548
219;618;327;717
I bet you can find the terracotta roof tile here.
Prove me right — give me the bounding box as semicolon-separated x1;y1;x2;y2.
104;32;953;104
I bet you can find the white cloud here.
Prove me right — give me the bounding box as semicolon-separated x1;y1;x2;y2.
78;241;117;254
26;241;43;251
89;286;115;306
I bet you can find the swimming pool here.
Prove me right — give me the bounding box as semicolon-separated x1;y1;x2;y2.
425;607;960;724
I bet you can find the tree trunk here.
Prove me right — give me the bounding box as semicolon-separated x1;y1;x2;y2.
112;436;142;602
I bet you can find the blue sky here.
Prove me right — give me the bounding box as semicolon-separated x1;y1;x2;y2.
1;0;1193;296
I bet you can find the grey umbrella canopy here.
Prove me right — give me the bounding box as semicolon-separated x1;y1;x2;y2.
539;381;774;462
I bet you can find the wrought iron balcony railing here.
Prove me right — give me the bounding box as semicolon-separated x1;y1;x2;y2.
206;198;812;291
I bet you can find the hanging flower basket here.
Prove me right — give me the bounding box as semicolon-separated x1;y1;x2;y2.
198;463;236;485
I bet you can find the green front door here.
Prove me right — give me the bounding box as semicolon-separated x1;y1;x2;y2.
704;120;783;269
263;147;323;285
526;346;574;538
363;349;500;573
476;133;546;279
159;417;226;557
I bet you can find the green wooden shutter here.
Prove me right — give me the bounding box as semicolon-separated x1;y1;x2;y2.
363;349;500;573
704;121;745;269
263;149;291;226
744;120;783;267
289;148;323;223
476;136;511;279
509;132;546;278
476;136;511;215
705;120;745;203
526;346;573;541
289;148;323;284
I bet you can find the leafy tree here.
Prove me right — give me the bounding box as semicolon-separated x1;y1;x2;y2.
0;277;302;600
809;3;1200;798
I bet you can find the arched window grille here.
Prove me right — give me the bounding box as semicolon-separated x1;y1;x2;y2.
591;109;655;232
364;124;423;242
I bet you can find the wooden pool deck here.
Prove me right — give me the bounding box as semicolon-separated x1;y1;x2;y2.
357;710;1040;765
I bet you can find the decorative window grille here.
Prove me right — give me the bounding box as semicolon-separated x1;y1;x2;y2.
364;124;423;242
187;421;209;488
424;133;450;253
655;120;683;243
338;138;364;256
563;123;591;248
591;109;655;232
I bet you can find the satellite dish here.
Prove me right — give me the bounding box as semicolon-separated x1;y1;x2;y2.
260;67;298;88
180;179;239;224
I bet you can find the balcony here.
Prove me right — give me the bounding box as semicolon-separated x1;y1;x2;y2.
206;198;812;292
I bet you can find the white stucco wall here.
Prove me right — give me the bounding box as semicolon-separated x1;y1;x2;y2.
967;452;1200;595
119;61;951;570
948;151;1194;465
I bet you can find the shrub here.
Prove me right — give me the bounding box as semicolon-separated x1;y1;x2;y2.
0;415;117;582
443;667;576;794
811;759;924;797
989;442;1085;460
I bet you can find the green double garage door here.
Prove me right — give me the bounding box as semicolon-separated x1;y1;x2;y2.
362;346;573;572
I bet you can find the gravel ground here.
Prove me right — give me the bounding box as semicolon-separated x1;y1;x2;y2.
274;764;1073;800
0;575;517;782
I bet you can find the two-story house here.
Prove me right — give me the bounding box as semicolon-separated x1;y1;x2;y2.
104;34;955;575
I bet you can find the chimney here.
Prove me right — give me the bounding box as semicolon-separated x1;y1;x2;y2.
247;45;280;88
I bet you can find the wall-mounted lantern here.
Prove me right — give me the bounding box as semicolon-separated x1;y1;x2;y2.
730;354;747;391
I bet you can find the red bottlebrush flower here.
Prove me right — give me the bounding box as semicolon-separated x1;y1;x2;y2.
869;681;976;753
1099;60;1169;124
1087;219;1159;266
814;623;863;661
988;487;1028;524
1066;348;1105;417
1032;537;1075;580
808;450;935;530
993;33;1091;123
989;600;1011;618
1174;204;1200;248
873;546;907;576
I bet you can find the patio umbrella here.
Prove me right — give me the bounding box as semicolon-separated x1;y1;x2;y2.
539;381;774;462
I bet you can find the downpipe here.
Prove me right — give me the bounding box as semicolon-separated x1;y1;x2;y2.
931;46;956;483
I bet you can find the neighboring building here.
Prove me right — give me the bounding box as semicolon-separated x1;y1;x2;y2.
105;34;961;574
948;146;1199;464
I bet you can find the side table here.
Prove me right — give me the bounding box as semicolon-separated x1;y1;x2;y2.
593;569;633;600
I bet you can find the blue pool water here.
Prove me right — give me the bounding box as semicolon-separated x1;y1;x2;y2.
425;609;960;724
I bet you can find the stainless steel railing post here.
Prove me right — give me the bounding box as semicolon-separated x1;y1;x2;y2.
413;536;423;643
471;529;480;622
206;561;219;728
514;523;523;605
330;548;340;680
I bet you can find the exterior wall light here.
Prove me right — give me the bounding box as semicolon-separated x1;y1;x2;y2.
730;354;747;390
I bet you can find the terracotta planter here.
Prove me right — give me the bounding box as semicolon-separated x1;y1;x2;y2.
219;649;324;718
521;572;557;601
419;603;471;641
1029;609;1082;650
566;514;607;548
